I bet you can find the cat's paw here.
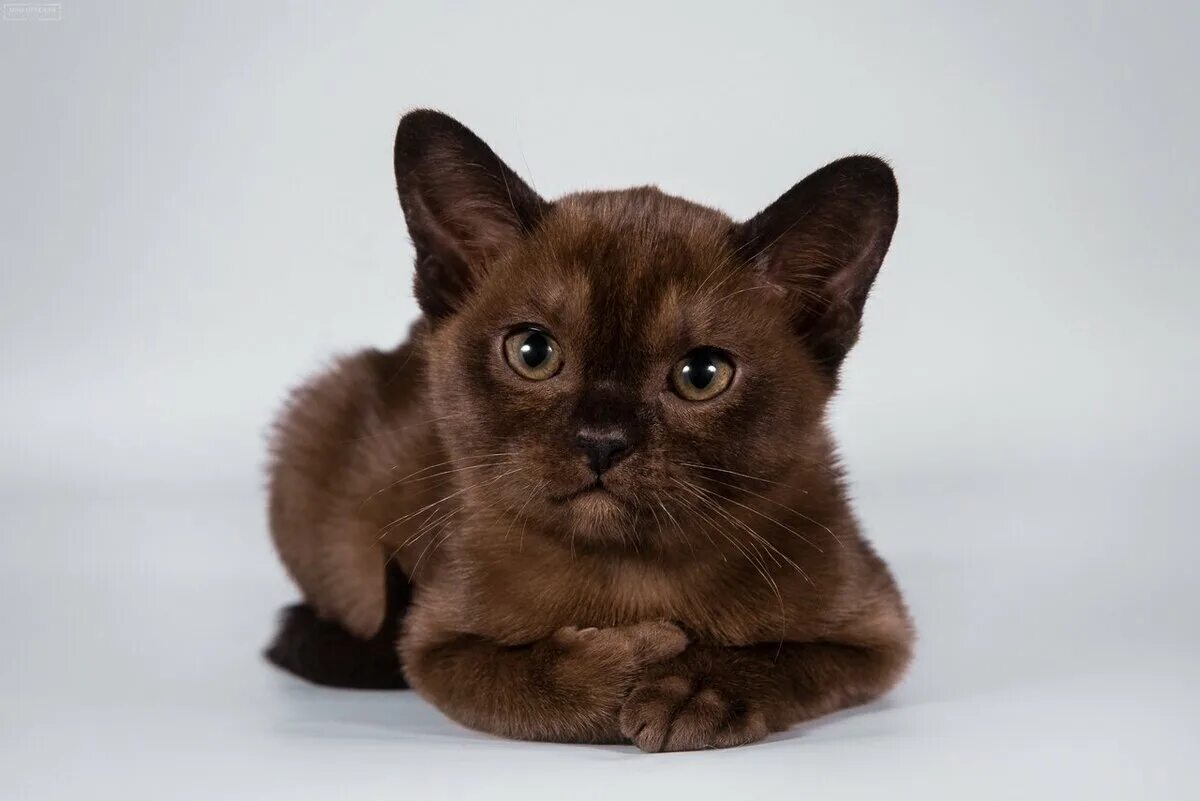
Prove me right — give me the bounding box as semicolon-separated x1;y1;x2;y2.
551;621;688;670
530;623;688;737
620;673;769;752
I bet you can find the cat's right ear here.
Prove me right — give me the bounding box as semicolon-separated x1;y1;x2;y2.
394;110;547;319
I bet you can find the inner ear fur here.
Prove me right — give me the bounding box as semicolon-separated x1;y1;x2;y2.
394;109;548;319
735;156;898;374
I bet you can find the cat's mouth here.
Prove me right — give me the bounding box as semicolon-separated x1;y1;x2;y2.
556;478;615;503
562;480;605;500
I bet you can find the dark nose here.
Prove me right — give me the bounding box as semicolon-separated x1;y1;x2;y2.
575;429;632;475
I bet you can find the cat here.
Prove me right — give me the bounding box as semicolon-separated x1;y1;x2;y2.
265;109;914;752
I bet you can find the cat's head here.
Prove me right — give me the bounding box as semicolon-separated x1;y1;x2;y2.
395;110;897;549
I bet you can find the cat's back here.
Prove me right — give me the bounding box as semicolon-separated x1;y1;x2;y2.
268;336;429;506
268;331;441;637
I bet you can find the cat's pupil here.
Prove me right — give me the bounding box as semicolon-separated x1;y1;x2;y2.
520;332;550;368
684;356;717;389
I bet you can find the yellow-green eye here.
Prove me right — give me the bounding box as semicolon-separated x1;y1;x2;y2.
671;348;735;401
503;328;563;380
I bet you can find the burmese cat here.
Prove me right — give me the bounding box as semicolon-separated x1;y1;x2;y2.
265;109;913;751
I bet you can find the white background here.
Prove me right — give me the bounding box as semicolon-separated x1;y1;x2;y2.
2;2;1197;798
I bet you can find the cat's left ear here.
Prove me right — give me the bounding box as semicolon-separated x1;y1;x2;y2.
394;110;548;319
735;156;898;374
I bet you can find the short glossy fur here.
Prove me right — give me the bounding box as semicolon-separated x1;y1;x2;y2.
266;110;914;751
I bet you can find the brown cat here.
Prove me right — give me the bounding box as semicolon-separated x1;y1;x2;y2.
265;109;914;751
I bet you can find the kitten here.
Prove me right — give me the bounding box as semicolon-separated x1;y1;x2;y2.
265;109;914;751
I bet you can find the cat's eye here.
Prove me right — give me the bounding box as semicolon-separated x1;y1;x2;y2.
503;327;563;381
671;348;735;401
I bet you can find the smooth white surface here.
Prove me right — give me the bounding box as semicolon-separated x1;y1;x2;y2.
3;1;1199;798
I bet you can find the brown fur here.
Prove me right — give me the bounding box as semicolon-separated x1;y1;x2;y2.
266;109;914;751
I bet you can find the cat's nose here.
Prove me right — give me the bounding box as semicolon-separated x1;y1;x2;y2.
574;429;632;475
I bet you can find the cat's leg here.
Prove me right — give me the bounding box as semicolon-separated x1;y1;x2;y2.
402;621;688;743
264;566;412;689
267;340;436;642
619;634;912;752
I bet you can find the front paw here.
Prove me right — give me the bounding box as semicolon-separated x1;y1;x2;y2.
541;622;688;707
551;621;688;674
620;670;769;752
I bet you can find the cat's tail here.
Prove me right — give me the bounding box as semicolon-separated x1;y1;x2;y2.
264;568;411;689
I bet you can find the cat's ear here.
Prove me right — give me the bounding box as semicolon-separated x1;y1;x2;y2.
394;110;547;318
735;156;898;374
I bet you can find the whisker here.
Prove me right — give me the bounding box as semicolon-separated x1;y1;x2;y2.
647;495;664;537
656;495;695;558
674;480;782;568
389;460;520;488
376;466;525;540
674;478;815;586
676;461;790;487
397;506;458;550
690;472;840;547
506;479;547;548
383;504;456;565
665;491;726;563
360;451;520;511
390;451;521;481
671;486;785;607
423;524;458;572
681;477;822;555
410;511;458;577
